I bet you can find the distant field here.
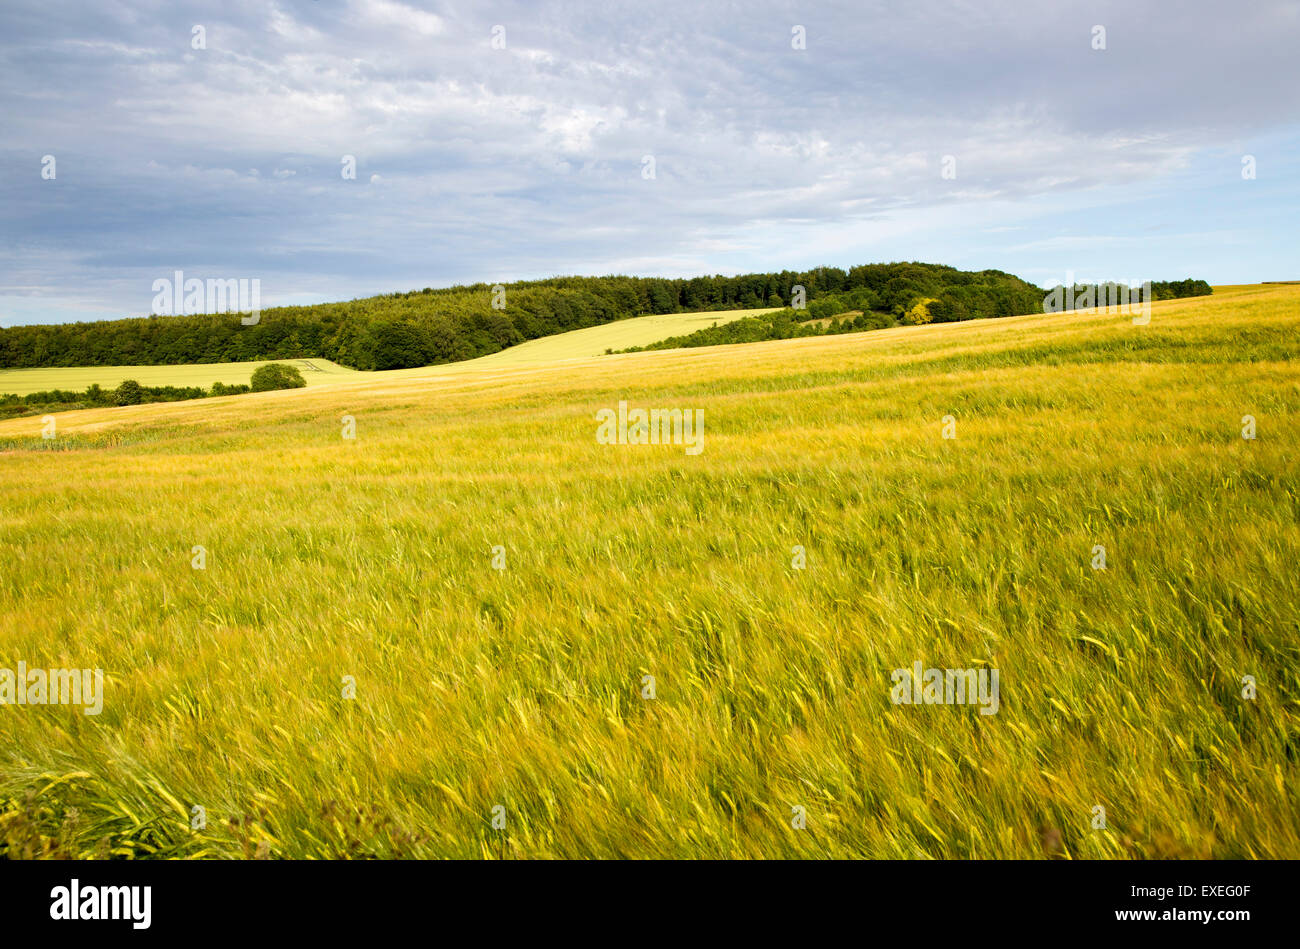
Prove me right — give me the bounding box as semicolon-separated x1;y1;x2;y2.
0;358;360;396
0;308;775;396
447;307;778;368
0;285;1295;859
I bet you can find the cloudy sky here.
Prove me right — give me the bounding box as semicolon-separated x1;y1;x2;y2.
2;0;1298;325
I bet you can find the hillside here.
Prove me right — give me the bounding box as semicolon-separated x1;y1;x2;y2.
0;283;1295;859
0;263;1045;372
0;308;775;398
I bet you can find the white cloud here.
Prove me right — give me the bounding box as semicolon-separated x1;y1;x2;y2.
1;0;1298;322
356;0;444;37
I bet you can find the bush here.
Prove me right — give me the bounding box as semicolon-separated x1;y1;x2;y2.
210;382;252;396
249;363;307;392
114;379;144;405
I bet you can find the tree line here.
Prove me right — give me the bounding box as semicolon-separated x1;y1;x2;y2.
0;265;1212;373
0;364;307;420
1040;279;1213;311
620;277;1214;354
616;309;899;354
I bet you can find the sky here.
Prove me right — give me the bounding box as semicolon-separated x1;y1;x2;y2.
1;0;1298;326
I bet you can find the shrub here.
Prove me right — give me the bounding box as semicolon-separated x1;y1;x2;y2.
249;363;307;392
114;379;144;405
211;382;251;396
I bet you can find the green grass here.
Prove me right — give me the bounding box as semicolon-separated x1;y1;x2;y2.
0;286;1296;859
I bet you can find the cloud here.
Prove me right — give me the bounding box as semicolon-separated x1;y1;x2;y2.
358;0;445;37
1;0;1298;324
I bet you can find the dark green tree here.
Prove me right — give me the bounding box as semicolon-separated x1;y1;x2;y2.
114;379;144;405
249;363;307;391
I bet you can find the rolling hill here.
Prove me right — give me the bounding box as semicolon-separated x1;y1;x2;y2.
0;283;1294;859
0;263;1047;372
0;307;775;396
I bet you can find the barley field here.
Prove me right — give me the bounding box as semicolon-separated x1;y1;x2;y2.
0;285;1296;859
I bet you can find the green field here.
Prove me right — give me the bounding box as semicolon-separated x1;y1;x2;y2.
0;308;774;396
425;306;778;369
0;358;361;396
0;285;1296;859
